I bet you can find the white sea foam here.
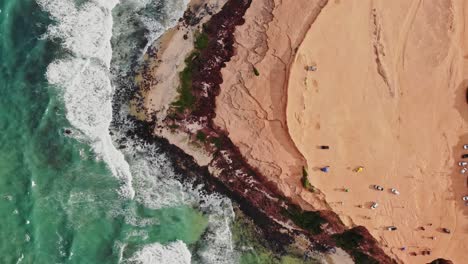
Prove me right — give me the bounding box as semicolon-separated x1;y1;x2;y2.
139;0;189;54
196;196;237;264
111;0;189;77
15;254;24;264
125;240;191;264
38;0;118;66
37;0;134;199
127;144;186;210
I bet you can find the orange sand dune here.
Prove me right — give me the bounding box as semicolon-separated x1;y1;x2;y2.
287;0;468;263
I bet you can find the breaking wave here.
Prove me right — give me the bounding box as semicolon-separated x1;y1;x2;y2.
124;240;191;264
38;0;134;198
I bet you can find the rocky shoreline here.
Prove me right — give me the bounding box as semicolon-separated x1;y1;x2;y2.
119;0;468;263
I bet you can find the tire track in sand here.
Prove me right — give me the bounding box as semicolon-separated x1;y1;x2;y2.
393;0;421;93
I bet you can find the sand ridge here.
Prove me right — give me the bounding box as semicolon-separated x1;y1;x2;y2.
287;0;468;263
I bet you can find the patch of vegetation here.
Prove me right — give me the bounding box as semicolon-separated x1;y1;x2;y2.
196;130;207;142
253;66;260;76
194;32;209;50
171;52;199;112
166;111;178;120
332;230;379;264
332;230;364;249
171;30;211;113
284;206;326;235
209;136;222;149
301;167;315;192
168;124;179;130
352;252;380;264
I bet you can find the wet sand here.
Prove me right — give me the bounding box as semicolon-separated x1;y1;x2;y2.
287;0;468;263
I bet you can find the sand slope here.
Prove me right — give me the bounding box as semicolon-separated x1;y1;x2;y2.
214;0;329;210
287;0;468;263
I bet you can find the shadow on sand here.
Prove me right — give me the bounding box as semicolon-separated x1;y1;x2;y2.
450;79;468;232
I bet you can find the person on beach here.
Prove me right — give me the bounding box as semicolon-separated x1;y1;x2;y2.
354;166;364;173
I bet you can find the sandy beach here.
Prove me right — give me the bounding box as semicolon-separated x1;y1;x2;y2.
287;0;468;263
